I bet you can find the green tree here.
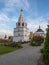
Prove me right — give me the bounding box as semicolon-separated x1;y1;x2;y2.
43;22;49;64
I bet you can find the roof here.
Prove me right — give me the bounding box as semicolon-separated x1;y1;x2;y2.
36;26;44;32
18;9;25;23
36;29;44;32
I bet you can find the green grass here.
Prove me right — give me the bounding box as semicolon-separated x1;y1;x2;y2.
0;46;17;55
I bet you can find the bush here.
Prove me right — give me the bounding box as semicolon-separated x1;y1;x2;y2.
33;35;44;43
40;48;44;53
42;23;49;64
30;41;41;46
30;35;44;46
4;42;22;48
43;48;49;64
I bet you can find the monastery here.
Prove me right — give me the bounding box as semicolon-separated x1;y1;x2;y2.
13;9;45;42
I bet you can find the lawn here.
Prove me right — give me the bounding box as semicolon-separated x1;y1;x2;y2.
0;46;17;55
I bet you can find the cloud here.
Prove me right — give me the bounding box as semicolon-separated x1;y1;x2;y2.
27;15;48;33
7;0;29;9
0;29;13;39
27;21;47;33
0;13;17;38
0;13;10;24
0;0;49;38
0;11;48;38
1;0;30;13
0;12;18;23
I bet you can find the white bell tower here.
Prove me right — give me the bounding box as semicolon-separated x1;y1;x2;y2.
13;9;29;42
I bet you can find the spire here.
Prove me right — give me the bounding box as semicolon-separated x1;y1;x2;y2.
20;9;23;16
18;9;25;23
21;9;23;12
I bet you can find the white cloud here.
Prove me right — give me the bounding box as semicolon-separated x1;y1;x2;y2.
0;0;49;38
0;12;18;23
2;0;30;12
0;13;9;22
27;16;48;33
11;17;18;22
22;0;29;9
0;12;48;38
0;24;6;27
0;30;13;38
0;13;17;38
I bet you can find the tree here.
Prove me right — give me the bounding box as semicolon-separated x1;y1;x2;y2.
8;36;13;42
4;35;7;40
43;22;49;64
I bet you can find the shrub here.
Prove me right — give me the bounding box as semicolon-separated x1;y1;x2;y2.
30;35;44;46
42;23;49;64
40;48;44;53
33;35;44;43
30;40;41;46
4;42;22;48
11;42;22;48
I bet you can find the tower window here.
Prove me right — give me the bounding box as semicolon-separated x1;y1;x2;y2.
22;23;24;26
18;23;20;26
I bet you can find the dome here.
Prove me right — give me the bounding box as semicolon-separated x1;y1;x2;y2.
36;28;44;32
36;26;44;32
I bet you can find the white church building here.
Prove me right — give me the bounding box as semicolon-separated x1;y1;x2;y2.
34;26;45;38
13;9;29;42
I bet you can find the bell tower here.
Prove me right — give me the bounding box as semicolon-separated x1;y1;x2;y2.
16;9;27;27
13;9;29;42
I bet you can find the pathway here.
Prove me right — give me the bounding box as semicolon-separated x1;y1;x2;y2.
0;44;42;65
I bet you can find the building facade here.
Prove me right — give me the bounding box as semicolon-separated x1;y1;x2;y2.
34;26;45;38
13;9;29;42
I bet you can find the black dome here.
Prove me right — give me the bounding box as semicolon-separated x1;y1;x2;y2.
36;26;44;32
36;28;44;32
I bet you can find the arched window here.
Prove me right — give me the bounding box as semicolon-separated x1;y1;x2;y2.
18;23;20;26
22;23;24;26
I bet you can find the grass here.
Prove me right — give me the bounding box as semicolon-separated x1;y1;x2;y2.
0;45;17;55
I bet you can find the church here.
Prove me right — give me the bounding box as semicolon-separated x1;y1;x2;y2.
34;26;45;38
13;9;29;42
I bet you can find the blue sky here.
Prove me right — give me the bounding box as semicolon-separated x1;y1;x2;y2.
0;0;49;38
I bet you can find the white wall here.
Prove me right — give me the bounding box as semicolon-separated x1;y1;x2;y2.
13;36;25;42
13;25;29;42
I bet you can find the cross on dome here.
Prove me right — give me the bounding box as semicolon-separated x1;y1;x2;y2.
39;25;40;29
21;9;23;12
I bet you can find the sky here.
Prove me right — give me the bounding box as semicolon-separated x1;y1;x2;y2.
0;0;49;38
